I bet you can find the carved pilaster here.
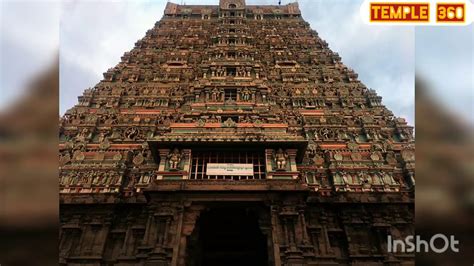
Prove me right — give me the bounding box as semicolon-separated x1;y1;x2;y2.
157;149;170;175
270;205;282;266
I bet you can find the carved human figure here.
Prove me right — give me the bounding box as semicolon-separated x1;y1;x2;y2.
238;67;246;77
92;174;101;185
80;174;91;186
60;173;73;186
59;151;72;166
382;173;397;186
97;132;108;143
114;175;123;185
367;173;379;186
240;88;251;101
102;172;111;185
357;172;368;186
274;148;288;170
362;128;372;140
245;67;252;77
320;128;330;140
210;88;221;101
337;129;348;141
76;128;90;142
167;148;182;170
361;173;372;189
217;66;225;77
124;127;139;140
333;171;344;185
341;171;352;185
235;66;241;77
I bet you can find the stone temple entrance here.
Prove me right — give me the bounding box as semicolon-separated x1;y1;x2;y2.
186;207;269;266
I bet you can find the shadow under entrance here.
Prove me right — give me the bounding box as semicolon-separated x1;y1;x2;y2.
186;207;269;266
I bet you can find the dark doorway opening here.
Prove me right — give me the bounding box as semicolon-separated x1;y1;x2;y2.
187;207;268;266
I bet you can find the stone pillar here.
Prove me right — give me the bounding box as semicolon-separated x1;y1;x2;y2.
181;149;191;179
265;149;274;178
143;212;156;248
177;205;204;266
298;208;310;245
170;206;184;266
286;149;298;173
279;207;304;265
321;223;332;255
157;149;170;176
145;207;176;265
270;205;282;265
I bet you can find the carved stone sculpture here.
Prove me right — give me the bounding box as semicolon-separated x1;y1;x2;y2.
274;148;288;170
167;148;182;170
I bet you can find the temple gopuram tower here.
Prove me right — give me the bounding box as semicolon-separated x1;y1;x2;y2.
59;1;415;265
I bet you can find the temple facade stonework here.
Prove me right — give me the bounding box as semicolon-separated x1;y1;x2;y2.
59;0;415;265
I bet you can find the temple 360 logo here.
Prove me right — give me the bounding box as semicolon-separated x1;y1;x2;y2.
360;0;474;25
388;234;460;253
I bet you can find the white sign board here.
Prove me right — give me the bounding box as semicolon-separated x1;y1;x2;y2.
206;163;254;176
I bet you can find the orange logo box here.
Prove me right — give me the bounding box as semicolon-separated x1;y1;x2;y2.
370;2;430;22
437;3;465;22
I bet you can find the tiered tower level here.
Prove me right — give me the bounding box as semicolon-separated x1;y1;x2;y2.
59;1;415;265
